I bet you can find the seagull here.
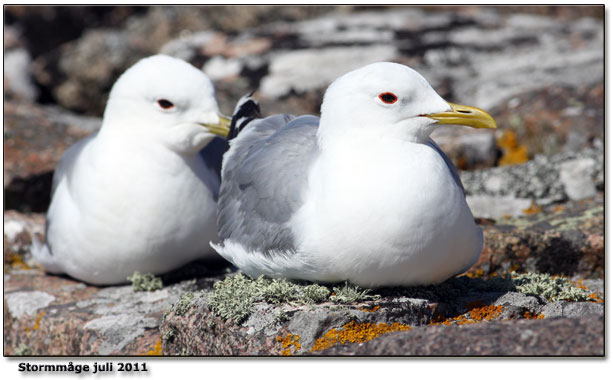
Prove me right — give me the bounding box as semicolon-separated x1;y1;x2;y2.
214;62;496;288
32;54;231;285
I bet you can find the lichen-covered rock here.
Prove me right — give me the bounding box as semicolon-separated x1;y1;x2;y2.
4;48;39;102
6;6;603;172
472;197;604;278
25;6;339;115
315;315;604;356
3;101;100;211
462;144;603;218
161;280;445;355
3;269;198;355
3;5;605;357
160;272;603;356
3;206;604;356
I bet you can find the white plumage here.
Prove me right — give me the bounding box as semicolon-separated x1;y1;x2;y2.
215;62;496;287
32;55;230;285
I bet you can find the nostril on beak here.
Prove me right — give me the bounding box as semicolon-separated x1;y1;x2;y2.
457;110;471;114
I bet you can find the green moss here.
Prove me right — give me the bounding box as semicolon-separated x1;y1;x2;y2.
127;271;163;292
330;282;380;304
512;272;591;301
207;274;332;323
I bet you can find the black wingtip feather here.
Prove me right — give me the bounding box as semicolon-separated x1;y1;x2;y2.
229;92;262;140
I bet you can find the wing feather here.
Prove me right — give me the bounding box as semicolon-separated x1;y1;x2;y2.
217;115;319;255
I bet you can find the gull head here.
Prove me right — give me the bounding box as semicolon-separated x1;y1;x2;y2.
319;62;496;145
102;54;230;154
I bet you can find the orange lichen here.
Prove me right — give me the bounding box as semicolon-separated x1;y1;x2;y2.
523;311;545;320
311;321;411;352
429;313;454;326
574;279;588;290
497;130;529;166
276;334;301;356
6;252;31;270
587;293;604;303
522;202;543;215
33;311;45;331
359;305;381;312
464;269;485;279
430;301;503;326
573;280;601;301
146;338;163;356
431;313;473;326
25;311;46;333
553;205;565;213
468;305;503;321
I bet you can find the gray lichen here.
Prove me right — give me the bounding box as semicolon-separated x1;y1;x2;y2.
161;328;176;342
127;272;163;292
512;272;591;301
203;270;593;325
392;272;590;302
273;310;290;325
330;282;380;304
173;292;197;316
301;284;332;304
207;274;332;323
15;343;31;356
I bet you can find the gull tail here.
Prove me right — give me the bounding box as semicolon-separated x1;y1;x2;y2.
229;92;261;140
210;241;318;280
30;234;64;274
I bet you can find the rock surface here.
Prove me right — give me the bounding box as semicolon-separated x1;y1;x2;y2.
3;101;101;211
5;5;604;171
475;197;604;278
316;315;603;356
462;143;603;218
3;201;604;357
3;252;230;356
3;5;604;357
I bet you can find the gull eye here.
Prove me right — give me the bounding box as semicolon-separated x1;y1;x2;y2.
157;99;174;110
378;92;398;104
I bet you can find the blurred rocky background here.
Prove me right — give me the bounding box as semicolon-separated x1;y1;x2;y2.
4;5;604;356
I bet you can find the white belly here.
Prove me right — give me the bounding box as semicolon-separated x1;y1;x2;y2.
46;137;220;284
294;140;482;287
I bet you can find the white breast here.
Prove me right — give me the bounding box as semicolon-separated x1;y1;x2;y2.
46;132;220;284
293;137;482;287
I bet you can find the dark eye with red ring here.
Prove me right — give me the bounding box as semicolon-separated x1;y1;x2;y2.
157;99;174;110
378;92;398;104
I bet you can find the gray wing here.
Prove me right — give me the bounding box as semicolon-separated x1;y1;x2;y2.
217;114;320;255
427;137;464;194
198;137;229;199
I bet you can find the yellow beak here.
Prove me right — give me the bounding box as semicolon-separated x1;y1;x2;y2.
426;102;497;129
202;114;231;138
